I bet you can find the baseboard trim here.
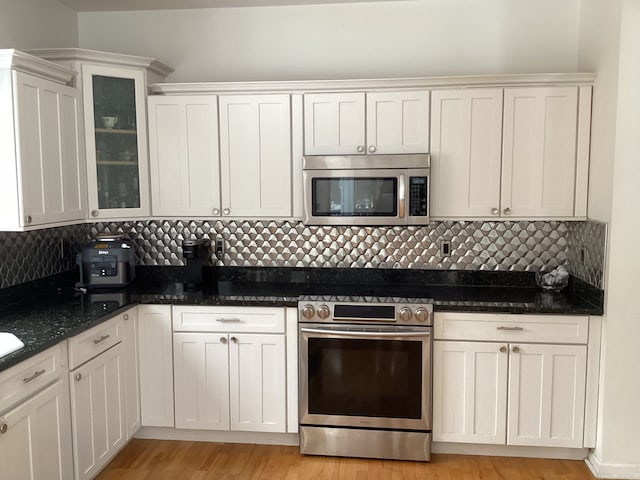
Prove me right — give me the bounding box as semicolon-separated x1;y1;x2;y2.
586;451;640;479
432;442;588;460
135;426;300;446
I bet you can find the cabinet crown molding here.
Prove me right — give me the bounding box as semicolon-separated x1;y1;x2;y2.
149;73;597;95
25;48;174;78
0;49;75;85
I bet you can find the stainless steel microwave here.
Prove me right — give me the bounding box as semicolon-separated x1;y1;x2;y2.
302;154;430;226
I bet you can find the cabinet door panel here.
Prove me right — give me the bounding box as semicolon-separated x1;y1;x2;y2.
502;87;578;217
173;333;230;430
219;95;291;217
0;380;73;480
507;343;587;447
366;91;430;154
229;334;286;433
122;309;140;439
433;341;508;444
149;96;220;216
430;89;503;217
138;305;174;427
59;90;85;220
303;92;365;155
70;344;125;480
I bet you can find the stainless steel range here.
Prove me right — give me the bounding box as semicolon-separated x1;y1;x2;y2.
298;296;433;462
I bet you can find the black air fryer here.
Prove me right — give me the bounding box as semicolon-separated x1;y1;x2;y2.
182;238;211;289
77;232;136;289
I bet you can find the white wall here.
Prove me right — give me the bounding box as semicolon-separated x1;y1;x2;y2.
579;0;640;477
0;0;78;48
77;0;581;82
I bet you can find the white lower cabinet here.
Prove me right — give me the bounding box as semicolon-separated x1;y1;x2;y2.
0;379;73;480
433;312;589;449
122;307;141;439
68;315;127;480
173;306;287;434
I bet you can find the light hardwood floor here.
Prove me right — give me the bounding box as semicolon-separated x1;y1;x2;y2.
96;439;597;479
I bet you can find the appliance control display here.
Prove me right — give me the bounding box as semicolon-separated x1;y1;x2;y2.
89;255;118;277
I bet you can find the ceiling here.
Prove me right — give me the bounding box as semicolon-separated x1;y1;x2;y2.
59;0;405;12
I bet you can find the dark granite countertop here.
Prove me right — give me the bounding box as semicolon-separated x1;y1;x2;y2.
0;266;604;373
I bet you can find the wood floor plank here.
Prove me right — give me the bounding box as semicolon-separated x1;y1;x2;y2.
96;439;597;480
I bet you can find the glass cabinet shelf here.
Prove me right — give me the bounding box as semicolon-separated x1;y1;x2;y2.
95;128;137;135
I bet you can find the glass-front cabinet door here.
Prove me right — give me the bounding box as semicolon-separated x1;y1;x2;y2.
82;65;149;218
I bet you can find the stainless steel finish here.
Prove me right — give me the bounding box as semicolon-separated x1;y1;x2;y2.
223;208;230;215
567;219;606;289
504;207;511;215
220;337;228;344
368;145;377;153
398;306;412;321
123;313;129;321
300;326;431;338
212;208;220;215
91;210;99;217
75;373;82;381
497;326;524;331
0;422;7;434
301;304;315;319
230;336;238;343
316;305;330;319
93;334;110;344
491;208;499;215
414;307;429;323
300;426;431;462
512;345;521;353
303;154;430;170
25;215;32;224
398;174;406;218
357;145;365;153
500;346;507;353
22;369;46;383
216;317;241;323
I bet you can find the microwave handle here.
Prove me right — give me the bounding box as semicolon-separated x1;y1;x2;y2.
398;174;406;218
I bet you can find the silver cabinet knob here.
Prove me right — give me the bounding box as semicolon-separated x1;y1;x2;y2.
123;313;129;321
499;346;507;353
503;207;511;216
75;373;82;382
368;145;377;153
223;208;230;216
25;215;33;224
491;208;499;215
91;210;99;217
212;208;220;215
230;336;239;344
220;337;228;344
357;145;365;153
301;304;315;319
398;307;413;321
512;345;520;353
0;422;7;434
317;305;330;319
414;307;429;323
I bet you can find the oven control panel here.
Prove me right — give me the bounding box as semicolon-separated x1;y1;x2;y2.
299;297;433;326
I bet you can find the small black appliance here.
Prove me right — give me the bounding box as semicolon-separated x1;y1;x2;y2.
76;232;136;289
182;238;211;289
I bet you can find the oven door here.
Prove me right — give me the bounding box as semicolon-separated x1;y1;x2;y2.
299;323;432;431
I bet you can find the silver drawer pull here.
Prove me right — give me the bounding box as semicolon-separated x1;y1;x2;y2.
497;326;524;331
216;318;241;323
22;369;46;383
93;334;111;345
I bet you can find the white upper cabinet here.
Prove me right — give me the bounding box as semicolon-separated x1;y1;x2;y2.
83;65;151;220
430;89;503;217
148;96;221;217
303;90;430;155
0;50;86;231
502;87;582;218
430;85;591;219
219;94;292;218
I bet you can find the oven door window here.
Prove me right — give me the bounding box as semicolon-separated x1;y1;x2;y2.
307;337;422;419
311;177;397;217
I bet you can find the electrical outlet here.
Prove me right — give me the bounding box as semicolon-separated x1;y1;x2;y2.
215;237;225;258
581;245;587;264
440;240;451;256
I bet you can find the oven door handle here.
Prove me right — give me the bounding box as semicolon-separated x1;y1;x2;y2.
300;327;430;338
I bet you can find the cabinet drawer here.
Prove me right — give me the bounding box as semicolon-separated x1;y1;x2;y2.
434;312;589;344
68;315;123;370
172;306;285;333
0;343;65;414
